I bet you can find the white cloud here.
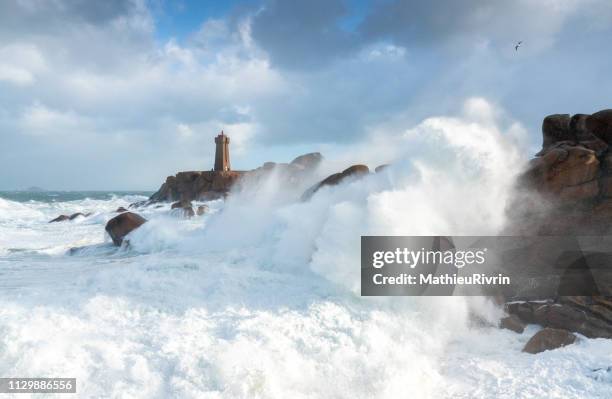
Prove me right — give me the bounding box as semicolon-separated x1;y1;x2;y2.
0;0;610;189
362;43;407;61
19;102;92;136
0;65;34;85
0;44;45;85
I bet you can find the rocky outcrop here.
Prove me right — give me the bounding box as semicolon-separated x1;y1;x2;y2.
196;205;208;216
503;109;612;341
540;114;572;148
586;110;612;144
105;212;147;246
499;314;525;334
522;328;576;354
301;164;370;200
171;200;195;218
506;297;612;339
49;212;91;223
522;145;599;202
171;200;192;210
289;152;323;171
147;152;323;204
510;109;612;235
242;152;324;191
149;171;243;204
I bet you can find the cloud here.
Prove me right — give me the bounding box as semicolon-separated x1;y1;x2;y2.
249;0;359;68
19;102;93;136
0;44;46;85
0;1;294;189
0;0;142;35
359;0;610;54
0;0;611;190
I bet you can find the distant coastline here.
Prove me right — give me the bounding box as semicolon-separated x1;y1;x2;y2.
0;191;154;203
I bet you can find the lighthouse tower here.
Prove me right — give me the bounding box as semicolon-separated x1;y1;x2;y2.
214;131;231;171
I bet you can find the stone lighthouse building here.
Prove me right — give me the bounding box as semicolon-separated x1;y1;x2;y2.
214;131;231;171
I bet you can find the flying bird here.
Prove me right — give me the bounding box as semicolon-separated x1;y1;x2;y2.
515;41;522;51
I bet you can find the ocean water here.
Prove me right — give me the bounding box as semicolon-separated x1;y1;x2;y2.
2;106;612;397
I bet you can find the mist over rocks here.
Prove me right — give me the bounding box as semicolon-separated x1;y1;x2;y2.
196;205;208;216
509;108;612;235
149;171;243;204
288;152;323;171
146;152;324;204
171;200;195;218
499;314;525;334
301;164;370;201
503;109;612;348
374;164;389;173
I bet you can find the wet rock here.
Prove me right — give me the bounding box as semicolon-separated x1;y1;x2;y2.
150;171;243;203
148;152;324;204
522;328;576;354
586;110;612;144
520;145;599;202
49;215;70;223
558;179;599;202
499;314;526;334
301;164;370;200
506;298;612;339
542;114;573;149
600;177;612;198
49;212;90;223
128;200;149;209
569;114;608;154
171;200;195;218
171;200;192;210
105;212;147;246
290;152;323;170
196;205;208;216
375;164;389;173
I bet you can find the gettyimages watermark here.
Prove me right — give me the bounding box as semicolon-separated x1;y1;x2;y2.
361;236;612;298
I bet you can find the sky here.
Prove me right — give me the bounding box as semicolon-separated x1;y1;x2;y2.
1;0;612;190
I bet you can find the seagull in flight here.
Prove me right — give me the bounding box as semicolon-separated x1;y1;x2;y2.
515;41;523;51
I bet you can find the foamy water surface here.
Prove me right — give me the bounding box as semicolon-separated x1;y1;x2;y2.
2;101;612;398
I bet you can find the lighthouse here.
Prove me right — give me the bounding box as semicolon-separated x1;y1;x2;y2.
214;131;231;172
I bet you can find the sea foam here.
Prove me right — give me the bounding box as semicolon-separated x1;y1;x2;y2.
1;99;611;398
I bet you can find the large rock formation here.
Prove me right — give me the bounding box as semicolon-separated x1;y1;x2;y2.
149;171;243;203
504;109;612;341
147;152;323;204
510;109;612;235
105;212;147;246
